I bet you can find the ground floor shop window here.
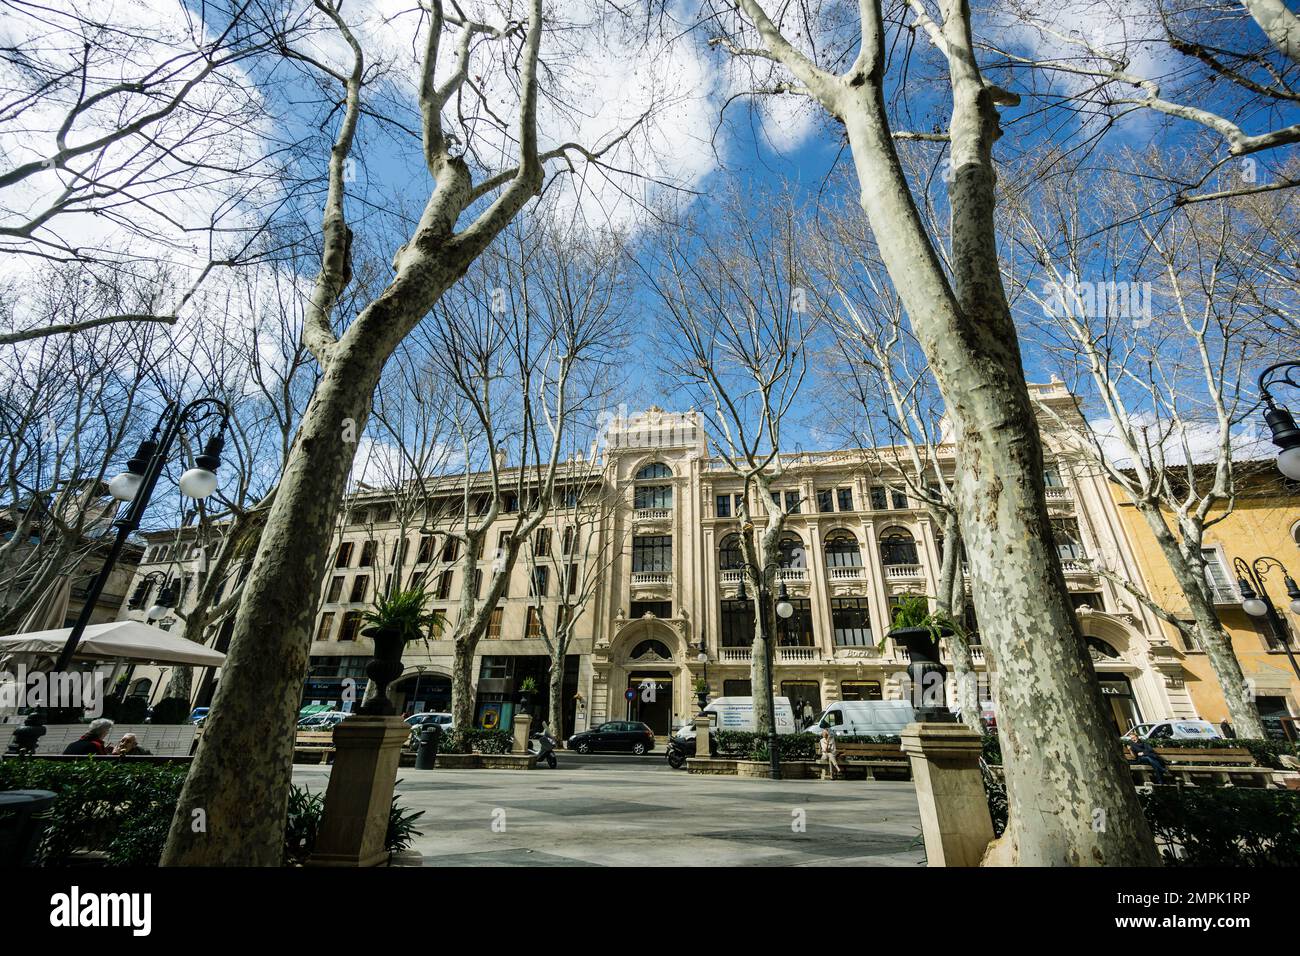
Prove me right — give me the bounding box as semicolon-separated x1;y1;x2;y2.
840;680;882;701
781;681;822;727
1096;673;1141;735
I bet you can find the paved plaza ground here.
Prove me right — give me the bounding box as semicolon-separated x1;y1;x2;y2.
292;754;926;866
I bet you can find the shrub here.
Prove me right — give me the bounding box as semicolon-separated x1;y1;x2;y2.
148;697;191;724
0;758;186;865
0;758;423;866
980;766;1300;864
438;728;513;755
1140;787;1300;866
980;733;1002;766
713;731;822;761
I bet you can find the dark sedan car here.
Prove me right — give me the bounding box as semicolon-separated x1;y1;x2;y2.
567;720;656;755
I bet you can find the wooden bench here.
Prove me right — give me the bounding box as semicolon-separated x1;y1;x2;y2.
821;741;911;781
1128;746;1275;788
293;731;336;764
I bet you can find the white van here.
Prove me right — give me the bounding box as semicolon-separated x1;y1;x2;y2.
807;700;918;737
674;696;797;741
1125;719;1222;742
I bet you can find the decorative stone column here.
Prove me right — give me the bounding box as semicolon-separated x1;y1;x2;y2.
308;716;409;867
900;722;994;867
511;712;532;754
693;715;711;757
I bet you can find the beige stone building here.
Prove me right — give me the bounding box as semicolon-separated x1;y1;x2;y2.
117;382;1202;737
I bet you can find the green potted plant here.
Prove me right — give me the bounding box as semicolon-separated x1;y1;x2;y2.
694;677;709;713
517;677;538;715
360;589;437;715
885;594;959;722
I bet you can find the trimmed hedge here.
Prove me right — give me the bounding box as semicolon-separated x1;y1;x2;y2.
711;731;903;761
0;757;423;866
437;728;513;755
1141;787;1300;866
979;767;1300;865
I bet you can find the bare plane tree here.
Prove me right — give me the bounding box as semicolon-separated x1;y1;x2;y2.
703;0;1157;864
649;192;815;736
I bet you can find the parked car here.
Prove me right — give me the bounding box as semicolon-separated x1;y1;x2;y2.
567;720;656;755
1124;719;1222;741
297;711;350;730
188;707;210;725
406;712;454;732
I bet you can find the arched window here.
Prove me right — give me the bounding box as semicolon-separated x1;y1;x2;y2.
633;462;673;510
719;533;745;570
777;533;805;569
128;678;152;698
630;639;672;660
824;532;862;568
879;528;918;566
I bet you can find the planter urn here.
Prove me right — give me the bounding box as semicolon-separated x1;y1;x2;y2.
359;626;406;716
888;626;955;723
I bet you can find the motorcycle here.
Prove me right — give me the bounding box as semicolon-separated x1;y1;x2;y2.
666;730;714;769
528;728;558;769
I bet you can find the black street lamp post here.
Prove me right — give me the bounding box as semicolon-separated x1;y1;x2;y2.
695;648;710;714
735;563;794;780
52;398;229;675
1258;362;1300;482
1232;555;1300;685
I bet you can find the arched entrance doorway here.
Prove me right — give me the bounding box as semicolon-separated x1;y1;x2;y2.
605;620;686;736
391;670;451;715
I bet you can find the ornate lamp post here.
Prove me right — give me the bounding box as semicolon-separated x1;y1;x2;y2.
1258;362;1300;482
695;648;710;713
1232;555;1300;684
735;563;794;780
53;398;229;674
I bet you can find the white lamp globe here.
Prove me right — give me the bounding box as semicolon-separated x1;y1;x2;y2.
776;599;794;620
1290;598;1300;615
108;471;143;502
146;603;168;621
178;466;219;499
1242;597;1269;617
1278;446;1300;482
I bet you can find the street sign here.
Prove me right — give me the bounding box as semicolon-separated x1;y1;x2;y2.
624;688;636;702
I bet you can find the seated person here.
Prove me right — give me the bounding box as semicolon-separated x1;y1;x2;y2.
112;733;151;756
1126;736;1169;785
62;718;114;756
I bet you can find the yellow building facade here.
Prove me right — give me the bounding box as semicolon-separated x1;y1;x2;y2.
1112;467;1300;731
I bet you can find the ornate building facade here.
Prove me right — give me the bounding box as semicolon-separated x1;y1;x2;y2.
117;382;1201;737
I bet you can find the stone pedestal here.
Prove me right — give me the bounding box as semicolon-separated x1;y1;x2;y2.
308;716;409;867
693;716;711;758
511;713;532;754
900;722;994;868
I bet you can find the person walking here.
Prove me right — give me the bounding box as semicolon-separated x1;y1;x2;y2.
820;728;841;779
63;718;113;756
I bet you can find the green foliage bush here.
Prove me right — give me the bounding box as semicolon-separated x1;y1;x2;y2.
103;695;149;724
438;728;513;755
1140;787;1300;866
148;697;191;724
980;766;1300;865
0;758;185;865
0;758;423;866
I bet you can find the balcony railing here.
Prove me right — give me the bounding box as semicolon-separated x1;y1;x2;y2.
884;563;923;580
720;647;752;663
777;646;817;663
634;508;671;522
720;569;743;586
828;566;864;581
1060;558;1093;576
777;568;807;583
631;571;671;587
1044;486;1072;502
